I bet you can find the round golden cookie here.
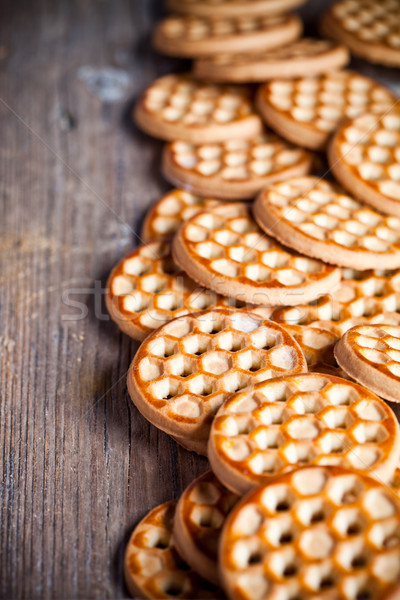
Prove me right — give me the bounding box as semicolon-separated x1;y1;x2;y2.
106;240;241;341
162;135;313;200
166;0;307;17
134;74;262;143
321;0;400;67
153;13;302;58
329;111;400;219
193;39;350;83
208;373;400;495
124;500;221;599
127;308;307;455
172;203;341;306
270;267;400;337
255;70;397;151
219;465;400;600
254;176;400;270
173;470;239;585
335;324;400;404
141;190;223;243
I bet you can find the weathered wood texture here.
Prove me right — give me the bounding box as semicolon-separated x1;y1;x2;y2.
0;1;399;599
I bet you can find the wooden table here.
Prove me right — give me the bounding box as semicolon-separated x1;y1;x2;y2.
1;1;399;599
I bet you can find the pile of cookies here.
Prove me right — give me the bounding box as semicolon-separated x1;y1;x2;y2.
107;0;400;597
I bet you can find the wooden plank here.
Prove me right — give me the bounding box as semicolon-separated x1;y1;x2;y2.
0;1;399;599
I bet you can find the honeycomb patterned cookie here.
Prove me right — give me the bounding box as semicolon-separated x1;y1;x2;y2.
141;190;223;243
219;466;400;600
166;0;307;17
106;241;244;341
254;176;400;270
321;0;400;67
208;373;400;495
124;500;221;599
162;133;313;200
335;324;400;404
172;203;341;306
153;13;302;58
270;267;400;337
255;70;397;151
127;308;307;455
134;74;262;143
173;470;239;585
390;468;400;498
193;38;349;83
330;111;400;219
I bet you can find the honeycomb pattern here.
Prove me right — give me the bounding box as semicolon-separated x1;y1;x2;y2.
270;267;400;337
124;500;220;599
153;13;301;56
220;466;400;600
254;176;400;269
172;203;340;306
135;74;262;142
141;190;223;243
257;70;396;149
128;308;307;454
331;112;400;215
164;134;311;199
106;241;244;341
209;373;400;496
283;324;345;377
327;0;400;61
193;38;349;82
336;324;400;394
390;468;400;498
166;0;307;17
173;470;239;585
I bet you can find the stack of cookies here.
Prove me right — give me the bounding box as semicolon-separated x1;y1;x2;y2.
107;0;400;597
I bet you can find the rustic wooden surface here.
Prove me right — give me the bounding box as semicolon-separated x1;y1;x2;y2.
1;1;400;599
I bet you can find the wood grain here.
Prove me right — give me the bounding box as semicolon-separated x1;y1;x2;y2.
1;1;399;599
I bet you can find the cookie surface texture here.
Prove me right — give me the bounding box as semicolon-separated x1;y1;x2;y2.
166;0;307;17
329;111;400;218
124;500;220;599
321;0;400;67
127;308;307;454
162;134;312;200
254;176;400;270
193;39;349;83
219;465;400;600
153;13;302;58
256;70;396;150
335;324;400;403
106;241;237;341
172;203;341;306
134;74;262;143
173;470;239;585
208;372;400;495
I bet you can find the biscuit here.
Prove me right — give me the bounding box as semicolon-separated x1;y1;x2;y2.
172;203;341;306
141;190;223;243
124;500;221;599
219;465;400;600
335;324;400;404
173;470;238;585
106;240;240;341
208;372;400;495
153;14;302;58
255;70;396;151
166;0;307;17
254;176;400;270
127;308;307;455
162;135;313;200
134;74;262;143
329;111;400;218
321;0;400;67
193;39;350;83
270;267;400;337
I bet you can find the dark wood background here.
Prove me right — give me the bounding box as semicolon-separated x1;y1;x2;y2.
1;1;399;599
